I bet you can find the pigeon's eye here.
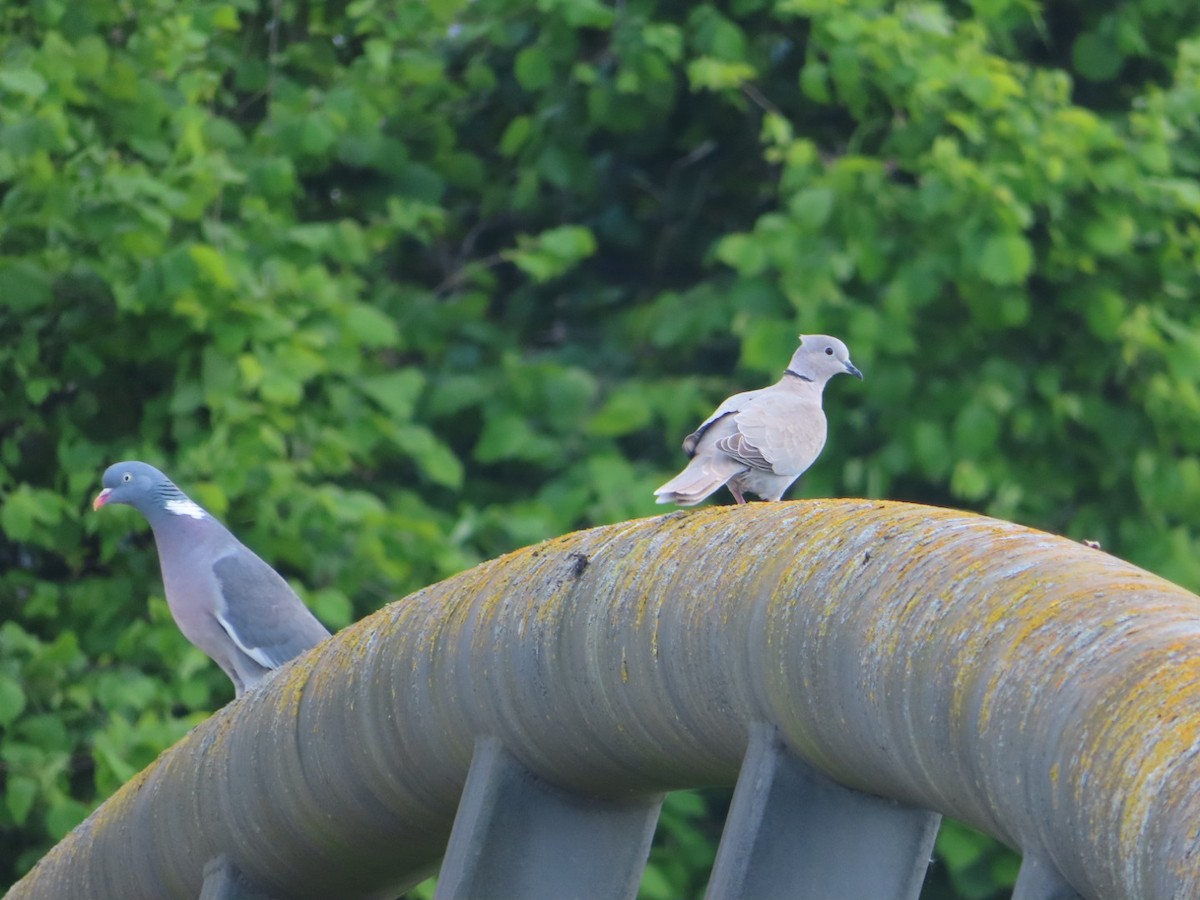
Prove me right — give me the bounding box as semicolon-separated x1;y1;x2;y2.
825;347;834;355
122;473;132;483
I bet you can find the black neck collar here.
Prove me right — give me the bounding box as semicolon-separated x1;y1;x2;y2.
784;369;813;382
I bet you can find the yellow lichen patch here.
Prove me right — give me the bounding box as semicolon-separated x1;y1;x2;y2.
1108;654;1200;853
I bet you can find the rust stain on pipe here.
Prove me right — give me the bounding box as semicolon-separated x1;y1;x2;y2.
9;500;1200;899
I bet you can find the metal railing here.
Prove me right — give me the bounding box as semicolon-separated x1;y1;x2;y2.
10;500;1200;899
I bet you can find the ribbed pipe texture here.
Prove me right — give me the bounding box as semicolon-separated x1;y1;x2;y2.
10;501;1200;899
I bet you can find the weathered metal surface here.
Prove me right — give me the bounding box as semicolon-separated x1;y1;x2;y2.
434;736;662;900
706;722;940;899
199;856;273;900
9;500;1200;899
1012;854;1085;900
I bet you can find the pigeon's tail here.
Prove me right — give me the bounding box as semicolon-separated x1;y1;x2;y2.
653;455;745;507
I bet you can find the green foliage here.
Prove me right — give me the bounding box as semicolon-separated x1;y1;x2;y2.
642;791;723;898
929;819;1021;900
2;0;1200;895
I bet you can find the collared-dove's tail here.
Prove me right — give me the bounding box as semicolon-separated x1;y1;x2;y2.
654;455;745;507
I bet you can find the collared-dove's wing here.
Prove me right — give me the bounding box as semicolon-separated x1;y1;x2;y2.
683;388;766;456
729;393;827;476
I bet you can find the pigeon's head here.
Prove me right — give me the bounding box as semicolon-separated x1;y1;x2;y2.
790;334;863;383
93;461;204;518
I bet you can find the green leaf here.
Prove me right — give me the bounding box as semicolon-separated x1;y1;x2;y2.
547;0;614;28
361;369;426;421
391;425;464;489
0;488;38;542
715;233;768;276
514;48;553;90
954;402;1000;455
237;354;265;390
475;413;556;464
800;61;831;102
74;35;109;79
0;260;53;313
188;244;236;290
788;186;835;231
950;459;991;500
212;4;240;30
1084;212;1135;257
0;674;27;726
588;387;653;437
937;818;988;868
977;234;1033;285
912;421;952;478
344;303;400;349
505;226;597;282
309;588;354;628
0;69;47;98
535;145;575;190
427;374;492;416
643;24;684;62
300;116;337;156
1082;289;1125;339
662;789;706;816
92;733;139;786
5;776;37;826
259;369;302;406
686;57;756;91
45;799;91;841
1072;32;1123;82
739;317;797;375
538;225;596;260
249;157;297;199
639;863;674;900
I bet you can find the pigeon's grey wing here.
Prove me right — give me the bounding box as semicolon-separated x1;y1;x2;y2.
211;549;331;669
732;393;827;476
683;388;765;457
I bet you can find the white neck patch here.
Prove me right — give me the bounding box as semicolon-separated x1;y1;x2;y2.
165;497;207;519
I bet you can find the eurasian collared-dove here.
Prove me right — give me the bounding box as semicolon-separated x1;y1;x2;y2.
654;335;862;506
93;461;330;696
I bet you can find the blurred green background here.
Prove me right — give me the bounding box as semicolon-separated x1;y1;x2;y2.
2;0;1199;895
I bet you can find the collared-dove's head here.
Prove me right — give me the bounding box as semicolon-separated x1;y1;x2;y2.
790;334;863;382
93;461;205;518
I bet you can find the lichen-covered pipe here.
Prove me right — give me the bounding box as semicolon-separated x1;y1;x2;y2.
10;501;1200;899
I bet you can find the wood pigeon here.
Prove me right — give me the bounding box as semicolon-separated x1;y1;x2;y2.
654;334;863;506
93;461;331;696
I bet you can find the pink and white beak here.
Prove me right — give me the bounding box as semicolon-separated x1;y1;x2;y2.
93;488;113;511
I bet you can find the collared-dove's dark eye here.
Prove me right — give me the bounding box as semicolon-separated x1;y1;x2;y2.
123;473;132;482
825;347;834;355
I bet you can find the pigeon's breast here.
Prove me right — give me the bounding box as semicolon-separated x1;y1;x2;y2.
152;520;233;630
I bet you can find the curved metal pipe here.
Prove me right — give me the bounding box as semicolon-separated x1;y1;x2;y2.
10;501;1200;899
